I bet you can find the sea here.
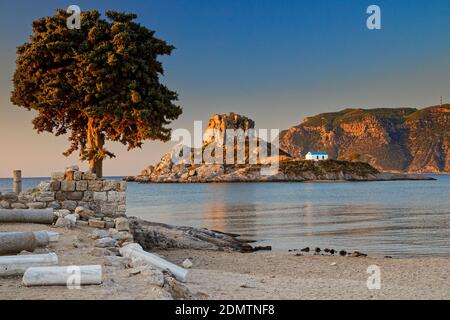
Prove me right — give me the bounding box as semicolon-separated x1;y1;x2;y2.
1;174;449;257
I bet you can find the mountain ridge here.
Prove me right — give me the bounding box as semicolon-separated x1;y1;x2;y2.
279;104;450;173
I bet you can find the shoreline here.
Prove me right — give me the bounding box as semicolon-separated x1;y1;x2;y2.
1;221;449;300
124;173;436;184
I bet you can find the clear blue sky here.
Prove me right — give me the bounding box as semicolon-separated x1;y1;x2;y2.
0;0;449;176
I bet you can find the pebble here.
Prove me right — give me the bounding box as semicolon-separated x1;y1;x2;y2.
94;237;117;248
64;214;77;229
54;217;66;228
77;220;88;226
103;256;130;269
352;251;367;257
92;229;109;239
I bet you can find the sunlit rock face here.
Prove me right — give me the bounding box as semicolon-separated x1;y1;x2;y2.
124;113;434;183
280;105;450;173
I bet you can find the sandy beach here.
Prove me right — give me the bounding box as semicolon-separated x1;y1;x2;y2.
1;222;449;300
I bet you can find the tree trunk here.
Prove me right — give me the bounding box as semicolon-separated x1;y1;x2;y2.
87;117;104;178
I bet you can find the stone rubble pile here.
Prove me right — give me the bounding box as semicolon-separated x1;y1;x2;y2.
0;166;127;221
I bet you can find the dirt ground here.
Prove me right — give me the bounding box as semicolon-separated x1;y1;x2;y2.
1;222;449;300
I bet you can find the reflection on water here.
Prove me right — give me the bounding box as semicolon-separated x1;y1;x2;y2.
125;176;450;257
1;175;449;257
204;202;258;239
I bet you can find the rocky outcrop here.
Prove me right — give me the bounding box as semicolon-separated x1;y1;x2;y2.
204;112;255;145
279;105;450;173
126;158;433;183
128;217;255;252
125;112;434;183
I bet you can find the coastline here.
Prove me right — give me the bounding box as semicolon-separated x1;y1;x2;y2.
1;221;449;300
124;172;435;183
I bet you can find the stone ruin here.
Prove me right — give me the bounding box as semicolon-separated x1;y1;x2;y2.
0;166;126;219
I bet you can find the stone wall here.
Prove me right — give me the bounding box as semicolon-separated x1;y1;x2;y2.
0;166;126;218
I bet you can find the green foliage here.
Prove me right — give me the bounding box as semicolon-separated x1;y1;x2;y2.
279;159;379;177
302;108;417;128
11;9;182;168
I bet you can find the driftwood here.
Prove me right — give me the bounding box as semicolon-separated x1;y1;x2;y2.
0;231;54;255
22;265;102;286
128;217;254;252
120;243;188;282
0;253;58;276
0;209;54;224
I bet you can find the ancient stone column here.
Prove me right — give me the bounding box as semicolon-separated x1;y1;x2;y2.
13;170;22;194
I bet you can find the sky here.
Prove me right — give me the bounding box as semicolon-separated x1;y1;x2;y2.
0;0;449;177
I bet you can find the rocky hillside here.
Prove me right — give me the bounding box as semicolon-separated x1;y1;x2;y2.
280;105;450;173
126;113;434;183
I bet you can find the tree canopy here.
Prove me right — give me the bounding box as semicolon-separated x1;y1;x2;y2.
11;10;182;177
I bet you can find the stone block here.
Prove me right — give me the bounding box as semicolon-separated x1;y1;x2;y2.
18;193;34;203
76;180;88;191
118;192;126;205
94;237;117;248
35;191;55;202
105;221;115;229
75;206;95;220
64;170;75;181
93;192;107;201
11;202;28;209
27;202;46;209
107;191;118;202
51;172;65;181
74;171;83;181
100;203;117;216
116;181;127;191
55;192;66;201
77;220;89;227
55;209;71;218
102;180;115;192
66;191;84;201
0;200;11;209
88;180;103;192
114;217;130;232
50;181;61;191
91;229;109;239
2;192;18;202
47;201;61;210
82;191;93;202
117;204;127;214
61;181;76;192
83;173;97;180
61;200;77;211
37;181;51;191
89;219;105;228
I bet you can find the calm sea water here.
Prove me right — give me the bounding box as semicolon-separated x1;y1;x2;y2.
1;175;449;257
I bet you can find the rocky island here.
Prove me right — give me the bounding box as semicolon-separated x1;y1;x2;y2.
125;113;434;183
